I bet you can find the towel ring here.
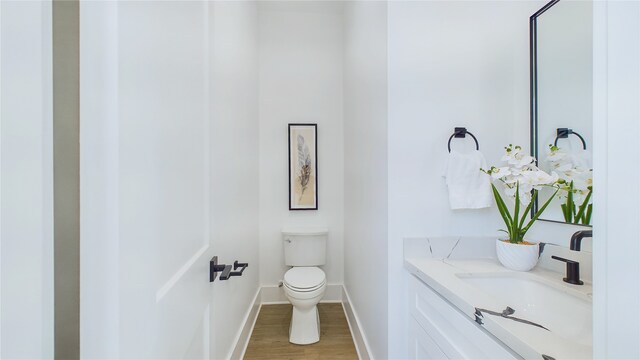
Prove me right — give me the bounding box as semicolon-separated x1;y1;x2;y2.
448;127;479;153
554;128;586;150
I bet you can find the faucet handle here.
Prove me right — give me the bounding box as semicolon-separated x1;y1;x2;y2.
551;256;584;285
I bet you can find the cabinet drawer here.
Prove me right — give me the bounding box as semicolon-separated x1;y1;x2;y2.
409;317;447;360
408;275;518;360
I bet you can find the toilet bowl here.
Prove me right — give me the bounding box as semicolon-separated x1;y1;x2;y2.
282;227;328;344
282;266;326;344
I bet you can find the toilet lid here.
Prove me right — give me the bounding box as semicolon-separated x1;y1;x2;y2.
284;267;325;290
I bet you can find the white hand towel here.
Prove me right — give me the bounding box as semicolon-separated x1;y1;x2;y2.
443;150;492;210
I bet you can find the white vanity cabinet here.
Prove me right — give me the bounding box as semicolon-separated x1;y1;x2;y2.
408;275;520;360
409;317;447;359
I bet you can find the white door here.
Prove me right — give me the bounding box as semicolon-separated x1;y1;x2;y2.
80;1;213;358
0;1;54;358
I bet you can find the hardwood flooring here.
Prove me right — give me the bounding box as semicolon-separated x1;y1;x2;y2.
243;304;358;360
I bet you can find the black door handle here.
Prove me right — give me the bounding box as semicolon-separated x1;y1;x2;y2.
210;256;248;282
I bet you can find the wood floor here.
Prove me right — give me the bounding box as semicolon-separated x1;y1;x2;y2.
243;304;359;360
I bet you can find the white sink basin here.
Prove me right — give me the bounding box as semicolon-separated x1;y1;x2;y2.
456;272;592;346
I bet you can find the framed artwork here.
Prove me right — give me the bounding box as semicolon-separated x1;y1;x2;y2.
288;124;318;210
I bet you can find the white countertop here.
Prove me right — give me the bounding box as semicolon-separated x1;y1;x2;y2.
405;256;592;360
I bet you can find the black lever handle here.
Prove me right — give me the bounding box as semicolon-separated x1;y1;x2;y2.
230;260;248;277
210;256;248;282
552;256;584;285
219;265;232;280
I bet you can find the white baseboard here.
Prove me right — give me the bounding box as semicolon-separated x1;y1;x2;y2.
260;284;343;304
342;287;372;360
229;288;261;360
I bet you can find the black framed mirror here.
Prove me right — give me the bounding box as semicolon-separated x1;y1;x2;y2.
530;0;593;226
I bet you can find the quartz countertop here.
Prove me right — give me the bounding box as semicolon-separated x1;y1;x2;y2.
404;237;592;360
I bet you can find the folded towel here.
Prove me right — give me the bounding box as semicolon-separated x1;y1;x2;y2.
443;150;492;210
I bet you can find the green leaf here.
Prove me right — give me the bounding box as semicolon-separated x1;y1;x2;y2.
491;183;514;240
567;181;574;222
561;203;571;223
521;188;559;237
519;190;536;230
513;182;521;241
584;204;593;225
575;189;592;223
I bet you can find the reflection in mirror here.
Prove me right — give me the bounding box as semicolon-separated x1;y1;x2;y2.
530;0;593;226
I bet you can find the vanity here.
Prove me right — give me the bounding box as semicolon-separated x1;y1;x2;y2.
404;237;592;360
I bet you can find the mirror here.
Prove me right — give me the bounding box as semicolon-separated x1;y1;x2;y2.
530;0;593;226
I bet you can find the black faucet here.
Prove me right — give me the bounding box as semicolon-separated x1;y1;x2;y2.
570;230;592;251
551;230;593;285
552;256;584;285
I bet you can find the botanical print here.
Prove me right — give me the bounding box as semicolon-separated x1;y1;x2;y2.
296;133;312;201
289;124;317;210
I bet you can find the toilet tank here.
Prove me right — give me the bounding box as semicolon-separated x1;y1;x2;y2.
282;227;328;266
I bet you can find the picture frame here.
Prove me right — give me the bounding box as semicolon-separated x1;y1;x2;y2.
288;123;318;210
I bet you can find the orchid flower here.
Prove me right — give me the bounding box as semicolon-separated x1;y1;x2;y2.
482;144;560;243
544;144;593;225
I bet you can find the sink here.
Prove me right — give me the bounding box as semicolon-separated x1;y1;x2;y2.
456;272;592;346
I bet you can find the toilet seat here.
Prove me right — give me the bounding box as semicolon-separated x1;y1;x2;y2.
284;279;326;293
284;267;325;292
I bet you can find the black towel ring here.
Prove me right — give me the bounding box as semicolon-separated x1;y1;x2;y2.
448;127;480;153
554;128;587;150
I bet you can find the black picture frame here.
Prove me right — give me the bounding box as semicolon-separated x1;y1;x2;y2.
288;124;318;210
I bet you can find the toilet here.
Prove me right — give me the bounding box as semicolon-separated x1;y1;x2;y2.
282;228;328;345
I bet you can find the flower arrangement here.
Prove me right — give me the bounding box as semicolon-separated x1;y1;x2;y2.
482;145;559;244
545;145;593;225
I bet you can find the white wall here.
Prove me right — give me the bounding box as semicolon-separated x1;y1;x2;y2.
0;1;54;358
209;2;260;359
258;2;345;288
387;1;539;357
343;2;388;359
592;1;640;358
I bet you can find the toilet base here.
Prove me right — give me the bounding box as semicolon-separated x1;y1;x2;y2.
289;305;320;345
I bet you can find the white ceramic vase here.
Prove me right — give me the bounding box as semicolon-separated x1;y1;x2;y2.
495;239;540;271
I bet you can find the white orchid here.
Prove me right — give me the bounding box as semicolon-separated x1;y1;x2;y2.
544;144;593;225
501;145;535;168
546;147;567;162
482;144;560;244
488;166;511;180
523;170;560;190
551;161;574;174
487;145;558;203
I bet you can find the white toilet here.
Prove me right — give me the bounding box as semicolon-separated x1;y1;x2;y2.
282;228;328;345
